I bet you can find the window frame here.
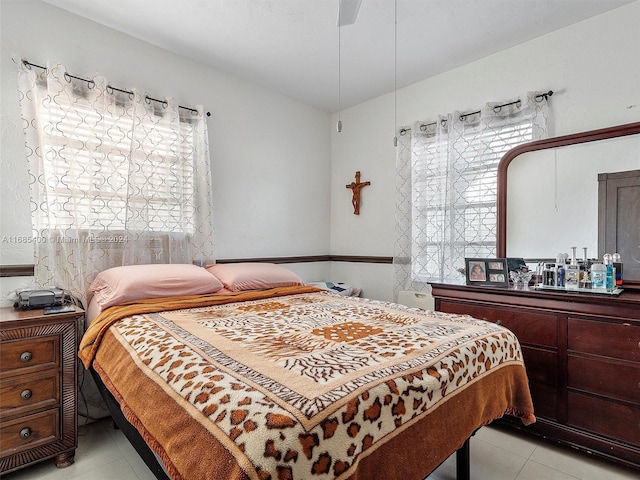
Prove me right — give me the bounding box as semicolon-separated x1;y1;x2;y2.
35;87;198;235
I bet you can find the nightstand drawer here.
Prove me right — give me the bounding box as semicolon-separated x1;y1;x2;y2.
0;336;59;377
0;372;60;419
0;409;59;457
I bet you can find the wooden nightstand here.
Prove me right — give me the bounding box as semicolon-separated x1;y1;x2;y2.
0;305;83;475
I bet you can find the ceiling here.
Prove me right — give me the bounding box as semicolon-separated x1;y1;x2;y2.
42;0;636;113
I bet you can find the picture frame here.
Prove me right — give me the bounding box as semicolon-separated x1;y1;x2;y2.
465;258;509;286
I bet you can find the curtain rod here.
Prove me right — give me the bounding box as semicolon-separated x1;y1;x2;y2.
399;90;553;135
22;60;211;117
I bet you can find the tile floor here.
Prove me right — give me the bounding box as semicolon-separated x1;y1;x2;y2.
2;418;638;480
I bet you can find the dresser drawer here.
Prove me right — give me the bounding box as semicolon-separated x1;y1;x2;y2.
522;346;557;385
0;409;59;457
0;372;60;419
0;336;60;378
568;355;640;405
568;317;640;362
438;300;557;347
568;392;640;447
529;382;557;420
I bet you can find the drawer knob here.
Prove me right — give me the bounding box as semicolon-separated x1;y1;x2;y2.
20;389;32;400
20;428;32;439
496;320;503;326
20;351;32;363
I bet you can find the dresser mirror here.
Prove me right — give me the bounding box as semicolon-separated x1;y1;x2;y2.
496;121;640;289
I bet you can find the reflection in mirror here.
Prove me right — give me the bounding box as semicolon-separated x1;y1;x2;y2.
506;135;639;258
496;121;640;287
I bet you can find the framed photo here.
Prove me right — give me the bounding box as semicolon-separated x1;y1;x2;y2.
465;258;508;286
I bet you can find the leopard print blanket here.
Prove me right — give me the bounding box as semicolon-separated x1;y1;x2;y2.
81;287;534;480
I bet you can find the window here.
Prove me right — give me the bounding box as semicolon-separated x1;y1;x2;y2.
412;119;536;281
38;91;197;235
394;92;550;290
18;61;214;301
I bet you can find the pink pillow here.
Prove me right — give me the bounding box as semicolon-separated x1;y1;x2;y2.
89;264;224;309
205;263;303;292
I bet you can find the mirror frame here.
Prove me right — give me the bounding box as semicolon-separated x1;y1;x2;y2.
496;121;640;286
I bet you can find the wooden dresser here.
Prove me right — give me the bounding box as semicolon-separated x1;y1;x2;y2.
0;306;82;475
430;283;640;470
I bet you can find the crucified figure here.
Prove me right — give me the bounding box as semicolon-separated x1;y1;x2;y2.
346;171;371;215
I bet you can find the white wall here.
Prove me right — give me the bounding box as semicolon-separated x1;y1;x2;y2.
0;1;333;304
330;1;640;301
2;2;639;305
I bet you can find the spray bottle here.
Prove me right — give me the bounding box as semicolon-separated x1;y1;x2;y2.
603;253;615;291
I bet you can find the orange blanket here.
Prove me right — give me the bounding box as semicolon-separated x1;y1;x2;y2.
80;287;535;480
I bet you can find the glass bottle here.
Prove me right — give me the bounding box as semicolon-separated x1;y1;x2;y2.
603;253;615;291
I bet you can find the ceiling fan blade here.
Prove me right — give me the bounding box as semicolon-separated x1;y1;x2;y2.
337;0;362;26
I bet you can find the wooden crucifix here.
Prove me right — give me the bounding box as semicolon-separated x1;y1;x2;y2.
346;171;371;215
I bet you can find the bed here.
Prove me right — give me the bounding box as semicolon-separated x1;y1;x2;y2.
78;263;535;480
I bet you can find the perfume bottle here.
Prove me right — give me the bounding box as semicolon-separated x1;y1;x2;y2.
543;263;556;286
612;253;623;286
536;261;547;286
582;247;592;277
565;247;580;290
557;264;565;287
603;254;615;291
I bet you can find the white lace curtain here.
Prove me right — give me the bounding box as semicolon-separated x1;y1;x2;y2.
394;91;551;298
17;61;215;305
